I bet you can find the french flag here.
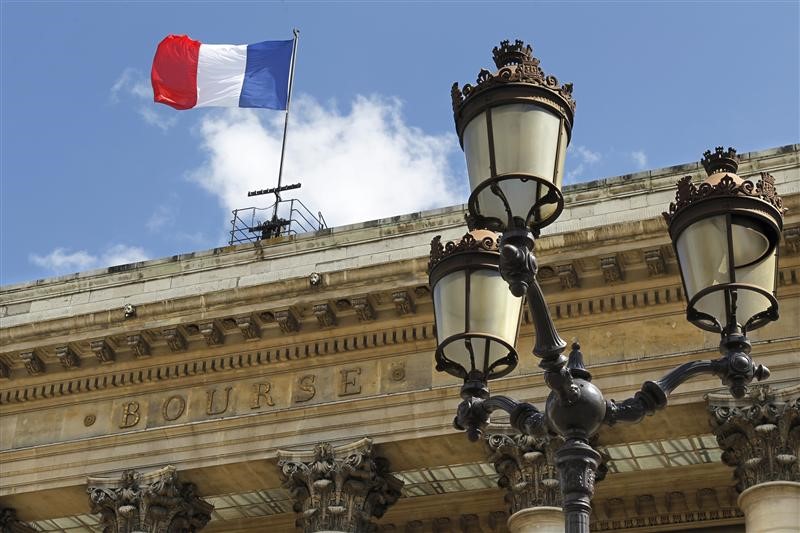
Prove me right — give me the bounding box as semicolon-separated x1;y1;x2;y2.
151;35;293;110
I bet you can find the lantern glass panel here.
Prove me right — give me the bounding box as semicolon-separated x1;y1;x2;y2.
731;218;771;267
676;215;730;324
463;111;491;185
492;104;562;181
432;266;521;375
463;104;567;229
433;270;466;342
735;248;777;325
468;269;522;346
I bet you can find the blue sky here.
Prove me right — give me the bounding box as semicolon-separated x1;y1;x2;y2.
1;1;798;285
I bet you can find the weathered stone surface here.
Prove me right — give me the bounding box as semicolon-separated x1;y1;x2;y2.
87;465;213;533
708;384;800;493
486;433;563;512
278;438;403;533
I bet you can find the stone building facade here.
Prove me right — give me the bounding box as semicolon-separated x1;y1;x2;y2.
1;145;798;532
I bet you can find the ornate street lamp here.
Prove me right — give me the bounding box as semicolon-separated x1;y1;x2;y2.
428;230;523;405
452;39;574;234
430;40;784;533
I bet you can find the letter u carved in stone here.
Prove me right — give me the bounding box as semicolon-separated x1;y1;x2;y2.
206;386;233;416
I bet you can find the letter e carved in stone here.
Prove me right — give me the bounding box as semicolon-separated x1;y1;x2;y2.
339;367;362;396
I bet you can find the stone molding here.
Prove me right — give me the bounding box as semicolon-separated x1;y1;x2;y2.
708;384;800;493
277;438;403;533
86;465;213;533
0;508;36;533
0;323;434;405
591;485;742;531
486;433;563;512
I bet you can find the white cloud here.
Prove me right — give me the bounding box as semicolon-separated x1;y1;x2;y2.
631;150;648;170
146;204;175;231
189;94;463;229
111;68;177;131
29;249;96;272
567;145;603;181
30;244;149;275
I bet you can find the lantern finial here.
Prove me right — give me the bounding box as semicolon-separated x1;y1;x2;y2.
492;39;533;68
701;146;739;176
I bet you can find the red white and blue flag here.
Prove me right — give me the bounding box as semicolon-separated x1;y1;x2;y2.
151;35;293;110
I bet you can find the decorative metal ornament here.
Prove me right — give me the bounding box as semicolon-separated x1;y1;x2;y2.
664;147;784;335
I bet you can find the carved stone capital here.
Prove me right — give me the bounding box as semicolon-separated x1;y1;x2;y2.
278;438;404;533
392;290;415;316
198;322;223;346
90;340;115;364
312;303;337;328
234;315;261;340
644;248;666;276
708;384;800;493
556;264;579;289
55;345;80;369
784;227;800;255
86;465;213;533
600;256;623;283
486;433;563;513
275;309;300;334
19;351;44;376
163;328;187;352
352;296;376;322
127;334;151;358
0;508;36;533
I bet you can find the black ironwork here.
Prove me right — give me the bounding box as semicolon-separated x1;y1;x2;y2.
229;198;327;245
440;91;782;533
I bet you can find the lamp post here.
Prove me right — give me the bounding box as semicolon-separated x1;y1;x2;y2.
430;40;784;533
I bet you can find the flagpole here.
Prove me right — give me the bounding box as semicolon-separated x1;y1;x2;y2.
273;28;300;221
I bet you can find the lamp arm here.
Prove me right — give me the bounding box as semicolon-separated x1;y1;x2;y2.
497;229;579;405
453;395;548;441
604;352;771;425
527;279;580;404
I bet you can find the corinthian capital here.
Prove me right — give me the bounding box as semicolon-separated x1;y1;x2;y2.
708;384;800;492
0;508;35;533
86;465;213;532
486;432;564;512
278;437;404;533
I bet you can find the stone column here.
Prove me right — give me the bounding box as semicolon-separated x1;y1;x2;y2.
278;437;404;533
486;433;564;533
0;508;36;533
86;465;214;533
708;384;800;533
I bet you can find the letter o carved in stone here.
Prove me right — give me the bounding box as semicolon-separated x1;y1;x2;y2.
162;395;187;421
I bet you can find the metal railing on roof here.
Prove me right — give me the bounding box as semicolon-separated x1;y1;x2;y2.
229;198;327;246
